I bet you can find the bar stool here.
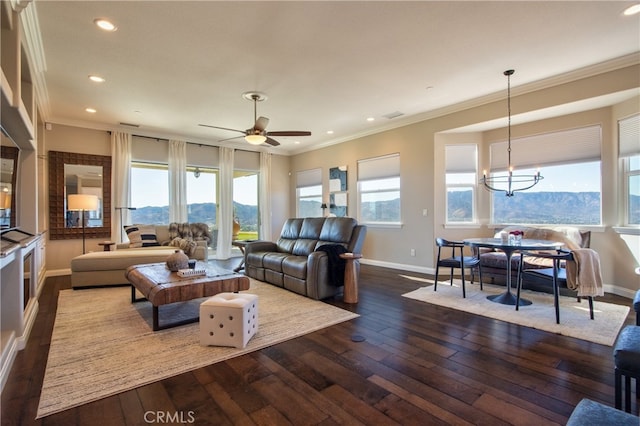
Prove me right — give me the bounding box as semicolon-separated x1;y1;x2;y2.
614;325;640;413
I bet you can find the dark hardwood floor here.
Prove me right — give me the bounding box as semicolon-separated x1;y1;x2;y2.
1;262;635;425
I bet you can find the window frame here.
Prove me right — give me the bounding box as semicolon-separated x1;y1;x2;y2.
488;126;603;226
623;155;640;226
357;153;401;227
445;144;478;225
295;168;323;218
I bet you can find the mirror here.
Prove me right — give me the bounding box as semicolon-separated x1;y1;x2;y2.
0;144;19;229
64;164;103;228
49;151;111;240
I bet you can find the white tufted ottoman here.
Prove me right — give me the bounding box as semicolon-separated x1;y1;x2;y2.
199;293;258;348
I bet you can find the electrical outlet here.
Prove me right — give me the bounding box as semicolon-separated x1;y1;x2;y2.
410;248;416;257
422;208;428;216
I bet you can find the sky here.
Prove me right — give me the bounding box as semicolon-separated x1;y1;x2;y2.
130;168;258;208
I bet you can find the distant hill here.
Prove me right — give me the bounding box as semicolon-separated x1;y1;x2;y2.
449;191;607;224
131;202;258;230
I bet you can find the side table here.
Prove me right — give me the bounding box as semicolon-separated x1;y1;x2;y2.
98;241;116;251
231;240;257;272
340;253;362;303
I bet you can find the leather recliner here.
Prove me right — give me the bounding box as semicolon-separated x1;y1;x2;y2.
244;217;366;300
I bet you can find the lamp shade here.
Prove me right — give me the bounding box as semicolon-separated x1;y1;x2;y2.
245;134;266;145
0;191;10;209
68;194;99;211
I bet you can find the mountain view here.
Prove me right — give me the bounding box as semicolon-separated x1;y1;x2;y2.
130;191;639;228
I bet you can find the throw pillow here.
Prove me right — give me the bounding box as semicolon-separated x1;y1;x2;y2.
124;225;160;248
169;222;193;240
168;237;197;256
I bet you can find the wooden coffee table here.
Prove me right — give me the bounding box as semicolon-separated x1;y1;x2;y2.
125;262;250;330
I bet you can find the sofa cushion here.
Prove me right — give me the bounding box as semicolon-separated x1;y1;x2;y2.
292;238;319;256
71;248;176;272
169;222;193;240
319;217;356;244
276;218;303;253
168;237;197;255
124;225;161;247
263;252;289;272
190;222;212;244
282;255;308;280
300;218;325;239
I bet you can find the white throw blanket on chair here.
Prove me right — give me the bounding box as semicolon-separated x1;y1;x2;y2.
565;248;605;297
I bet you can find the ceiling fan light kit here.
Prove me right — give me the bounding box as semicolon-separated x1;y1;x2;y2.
245;134;267;145
198;91;311;147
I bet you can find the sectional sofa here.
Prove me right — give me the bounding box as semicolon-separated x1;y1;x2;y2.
71;222;212;288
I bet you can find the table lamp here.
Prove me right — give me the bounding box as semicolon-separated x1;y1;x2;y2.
68;194;99;253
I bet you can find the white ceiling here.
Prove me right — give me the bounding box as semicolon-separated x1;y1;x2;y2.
34;1;640;155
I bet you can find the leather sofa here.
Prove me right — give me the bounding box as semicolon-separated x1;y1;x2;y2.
480;225;591;292
244;217;367;300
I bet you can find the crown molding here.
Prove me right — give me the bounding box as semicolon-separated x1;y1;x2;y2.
18;0;50;120
290;53;640;156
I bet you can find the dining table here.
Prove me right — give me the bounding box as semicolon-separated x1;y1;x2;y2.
463;238;564;306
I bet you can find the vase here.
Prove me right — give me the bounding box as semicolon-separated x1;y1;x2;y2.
166;249;189;272
233;217;241;240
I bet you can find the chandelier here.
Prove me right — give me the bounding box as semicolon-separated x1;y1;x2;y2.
481;69;543;197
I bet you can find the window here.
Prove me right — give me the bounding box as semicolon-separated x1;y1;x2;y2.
296;168;322;218
445;145;477;223
619;114;640;226
130;162;169;224
489;125;602;225
186;166;217;227
358;153;401;224
233;171;259;239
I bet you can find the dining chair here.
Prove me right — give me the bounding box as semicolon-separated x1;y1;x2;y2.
434;238;483;298
516;249;594;324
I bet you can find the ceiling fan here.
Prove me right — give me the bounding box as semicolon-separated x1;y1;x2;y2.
199;92;311;146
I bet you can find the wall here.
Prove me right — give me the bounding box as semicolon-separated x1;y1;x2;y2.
290;65;640;297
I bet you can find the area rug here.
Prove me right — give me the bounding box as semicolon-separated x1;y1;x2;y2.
37;280;358;418
402;280;629;347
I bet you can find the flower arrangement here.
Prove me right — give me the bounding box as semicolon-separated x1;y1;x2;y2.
509;230;523;244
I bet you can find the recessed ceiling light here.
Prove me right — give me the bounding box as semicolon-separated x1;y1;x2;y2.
85;108;97;113
623;3;640;15
294;141;300;144
88;75;105;83
327;130;334;135
366;117;375;122
94;18;117;31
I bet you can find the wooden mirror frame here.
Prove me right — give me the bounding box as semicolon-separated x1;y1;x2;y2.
48;150;112;240
0;145;19;228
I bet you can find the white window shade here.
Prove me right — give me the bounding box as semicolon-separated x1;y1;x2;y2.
446;145;477;173
296;168;321;188
619;114;640;158
358;153;400;181
490;125;601;170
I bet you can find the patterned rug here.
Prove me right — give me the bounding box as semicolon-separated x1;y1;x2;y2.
402;280;629;346
37;280;358;418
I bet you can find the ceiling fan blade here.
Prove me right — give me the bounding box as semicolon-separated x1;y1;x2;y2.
218;135;245;143
198;124;246;134
254;116;269;132
266;131;312;137
264;137;280;146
